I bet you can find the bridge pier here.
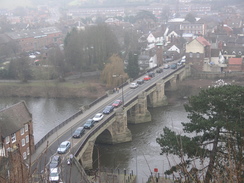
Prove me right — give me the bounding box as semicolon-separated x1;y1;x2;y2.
170;76;177;90
149;81;168;107
106;109;132;144
127;92;151;124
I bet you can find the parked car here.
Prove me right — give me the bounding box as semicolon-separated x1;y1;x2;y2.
156;68;163;73
93;113;104;122
143;75;151;81
148;72;155;78
136;79;144;85
49;155;61;169
57;141;71;154
72;127;85;138
112;100;123;107
171;63;177;69
49;167;60;182
164;64;170;69
83;119;95;129
103;105;114;114
130;82;139;89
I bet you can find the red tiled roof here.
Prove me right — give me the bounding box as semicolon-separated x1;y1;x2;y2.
229;58;242;65
196;36;211;46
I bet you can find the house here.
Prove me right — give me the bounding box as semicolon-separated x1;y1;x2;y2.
0;101;35;160
226;58;243;72
185;36;211;70
180;19;206;36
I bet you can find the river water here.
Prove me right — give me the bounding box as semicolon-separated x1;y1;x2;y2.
0;95;189;182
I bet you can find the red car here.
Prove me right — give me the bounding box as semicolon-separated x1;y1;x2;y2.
144;75;151;81
112;100;123;107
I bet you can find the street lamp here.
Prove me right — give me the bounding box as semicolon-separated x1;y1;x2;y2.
133;148;138;180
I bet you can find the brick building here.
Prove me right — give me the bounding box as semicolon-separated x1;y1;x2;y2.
5;27;63;52
0;101;35;160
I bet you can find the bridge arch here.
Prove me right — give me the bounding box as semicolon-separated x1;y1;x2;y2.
96;129;113;144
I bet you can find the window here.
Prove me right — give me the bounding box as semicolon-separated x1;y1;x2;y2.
11;133;16;143
20;128;24;135
26;135;29;144
196;52;200;58
22;138;25;147
25;124;28;132
5;136;10;144
189;52;193;58
27;147;30;155
23;152;27;160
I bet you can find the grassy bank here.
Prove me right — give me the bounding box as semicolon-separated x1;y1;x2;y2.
0;80;107;98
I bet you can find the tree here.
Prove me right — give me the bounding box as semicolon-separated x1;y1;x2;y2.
100;54;128;88
64;24;120;73
126;52;140;79
8;55;32;82
185;13;196;23
48;47;66;82
156;84;244;183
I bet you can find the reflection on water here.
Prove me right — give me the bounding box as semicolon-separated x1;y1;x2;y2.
0;97;93;143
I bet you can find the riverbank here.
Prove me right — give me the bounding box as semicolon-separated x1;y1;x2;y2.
0;77;107;99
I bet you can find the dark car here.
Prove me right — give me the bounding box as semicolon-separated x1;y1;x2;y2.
112;100;123;107
103;105;114;114
148;72;155;78
170;63;177;69
49;155;61;168
156;68;163;73
83;119;95;129
137;79;144;85
72;127;85;138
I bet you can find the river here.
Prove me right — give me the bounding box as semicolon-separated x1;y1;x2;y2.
0;95;189;182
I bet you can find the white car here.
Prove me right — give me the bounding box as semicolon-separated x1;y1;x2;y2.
49;167;60;182
164;64;170;69
93;113;104;122
130;82;139;89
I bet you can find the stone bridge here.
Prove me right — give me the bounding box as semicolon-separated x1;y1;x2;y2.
74;66;188;169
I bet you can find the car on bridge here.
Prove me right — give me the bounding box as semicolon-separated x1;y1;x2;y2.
143;75;151;81
103;105;114;114
49;155;61;169
83;119;96;129
112;99;122;107
93;113;104;122
72;127;85;138
57;141;71;154
136;79;144;85
130;82;139;89
49;167;60;182
170;63;177;69
156;68;163;73
164;64;170;69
